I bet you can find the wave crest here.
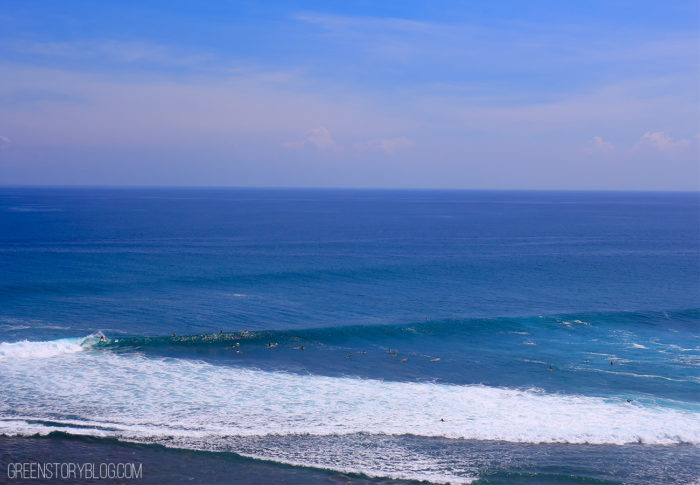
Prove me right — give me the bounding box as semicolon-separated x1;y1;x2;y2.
0;334;101;360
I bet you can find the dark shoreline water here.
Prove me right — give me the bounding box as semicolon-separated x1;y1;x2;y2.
2;434;698;485
0;434;420;485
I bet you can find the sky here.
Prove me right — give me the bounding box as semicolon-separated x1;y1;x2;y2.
0;1;698;190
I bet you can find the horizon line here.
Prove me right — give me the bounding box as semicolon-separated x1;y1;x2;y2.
0;184;698;194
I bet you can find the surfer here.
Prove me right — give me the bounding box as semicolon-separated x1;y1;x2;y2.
99;335;105;342
610;360;614;365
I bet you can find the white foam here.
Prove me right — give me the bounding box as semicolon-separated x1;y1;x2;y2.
0;351;697;444
0;335;99;360
0;351;698;483
668;344;700;352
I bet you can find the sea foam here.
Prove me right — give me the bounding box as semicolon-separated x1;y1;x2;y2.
1;349;697;446
1;348;698;484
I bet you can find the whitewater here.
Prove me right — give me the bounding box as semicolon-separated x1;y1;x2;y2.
0;336;698;483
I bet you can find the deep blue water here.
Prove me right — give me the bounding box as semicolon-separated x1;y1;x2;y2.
0;188;698;484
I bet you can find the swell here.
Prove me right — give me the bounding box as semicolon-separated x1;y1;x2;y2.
96;308;700;352
2;308;697;404
0;263;410;297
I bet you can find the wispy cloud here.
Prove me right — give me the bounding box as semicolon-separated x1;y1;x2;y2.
294;11;698;73
6;40;214;69
0;135;10;150
294;13;438;35
294;13;490;65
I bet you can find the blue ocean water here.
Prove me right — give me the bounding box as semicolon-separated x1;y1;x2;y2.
0;188;698;484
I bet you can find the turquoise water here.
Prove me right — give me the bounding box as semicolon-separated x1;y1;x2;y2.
0;188;698;484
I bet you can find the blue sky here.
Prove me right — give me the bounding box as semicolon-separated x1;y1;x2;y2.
0;1;698;189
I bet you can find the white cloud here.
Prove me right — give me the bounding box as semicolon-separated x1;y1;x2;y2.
0;136;10;149
306;127;336;150
587;135;615;154
283;126;337;151
587;131;696;158
636;131;691;151
357;136;416;154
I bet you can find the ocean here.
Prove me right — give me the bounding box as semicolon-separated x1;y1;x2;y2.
0;188;698;484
